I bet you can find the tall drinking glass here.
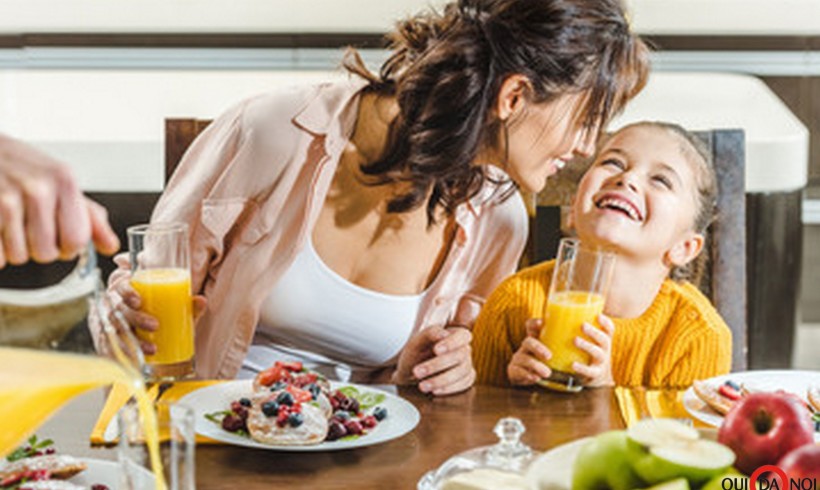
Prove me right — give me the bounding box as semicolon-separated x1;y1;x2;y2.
119;401;196;490
128;223;194;381
538;238;615;392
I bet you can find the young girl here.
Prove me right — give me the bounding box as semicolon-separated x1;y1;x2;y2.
471;121;732;389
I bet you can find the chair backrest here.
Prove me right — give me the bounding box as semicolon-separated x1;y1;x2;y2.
165;118;212;184
531;129;748;371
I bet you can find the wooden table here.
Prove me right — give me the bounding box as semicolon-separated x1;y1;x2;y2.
41;385;624;489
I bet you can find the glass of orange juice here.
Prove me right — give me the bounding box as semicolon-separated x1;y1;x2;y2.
538;238;615;392
128;223;194;381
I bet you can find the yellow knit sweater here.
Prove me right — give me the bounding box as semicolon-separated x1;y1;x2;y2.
472;260;732;389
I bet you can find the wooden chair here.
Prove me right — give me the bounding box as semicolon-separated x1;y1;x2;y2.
165;118;212;184
531;129;748;371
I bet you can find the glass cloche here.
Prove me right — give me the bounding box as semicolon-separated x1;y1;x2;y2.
417;417;539;490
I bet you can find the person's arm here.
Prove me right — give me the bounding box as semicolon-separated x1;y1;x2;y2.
103;100;249;352
0;133;118;267
472;281;532;386
392;193;529;394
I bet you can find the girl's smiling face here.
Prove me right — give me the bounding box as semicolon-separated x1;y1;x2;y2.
572;124;705;268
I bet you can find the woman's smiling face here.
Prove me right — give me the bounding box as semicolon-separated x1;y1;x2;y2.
501;92;597;193
571;124;703;264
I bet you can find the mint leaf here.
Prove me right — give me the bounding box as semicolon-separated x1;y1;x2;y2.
336;386;386;411
204;410;232;425
5;435;53;463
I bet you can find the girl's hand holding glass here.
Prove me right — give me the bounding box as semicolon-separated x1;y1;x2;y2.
507;315;615;387
508;319;553;386
570;314;615;388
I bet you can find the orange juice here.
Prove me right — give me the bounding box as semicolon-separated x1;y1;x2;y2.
0;347;166;490
131;268;194;365
539;291;605;373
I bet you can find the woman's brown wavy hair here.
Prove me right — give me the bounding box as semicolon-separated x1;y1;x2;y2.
345;0;650;223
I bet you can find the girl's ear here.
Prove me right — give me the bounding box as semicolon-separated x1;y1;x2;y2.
665;231;705;268
496;74;532;121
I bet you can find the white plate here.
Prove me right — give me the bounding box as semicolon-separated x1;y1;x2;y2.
524;438;590;490
0;458;154;490
178;380;420;451
682;370;820;440
69;458;154;490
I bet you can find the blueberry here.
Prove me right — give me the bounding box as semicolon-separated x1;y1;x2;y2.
239;397;251;407
333;410;350;421
373;406;388;421
288;412;304;428
276;391;294;406
262;401;279;417
306;384;322;399
724;380;741;391
272;381;288;391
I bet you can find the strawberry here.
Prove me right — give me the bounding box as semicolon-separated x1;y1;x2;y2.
257;365;288;386
292;373;318;387
286;385;313;404
277;361;303;372
719;384;742;401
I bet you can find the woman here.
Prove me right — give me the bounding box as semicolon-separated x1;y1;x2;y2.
107;0;649;395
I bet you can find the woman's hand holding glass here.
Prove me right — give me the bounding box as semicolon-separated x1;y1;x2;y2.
109;253;207;357
393;325;476;396
508;314;615;387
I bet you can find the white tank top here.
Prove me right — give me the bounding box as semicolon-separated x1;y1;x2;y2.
240;237;425;382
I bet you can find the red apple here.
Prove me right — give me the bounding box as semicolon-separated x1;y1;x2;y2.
778;444;820;481
717;392;815;475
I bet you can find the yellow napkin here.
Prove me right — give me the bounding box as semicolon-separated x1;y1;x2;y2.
615;387;706;428
90;380;224;445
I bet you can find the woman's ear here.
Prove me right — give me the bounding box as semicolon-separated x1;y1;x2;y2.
496;74;532;121
665;232;705;268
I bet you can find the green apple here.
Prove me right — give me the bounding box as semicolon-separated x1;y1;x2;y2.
626;419;735;487
571;431;645;490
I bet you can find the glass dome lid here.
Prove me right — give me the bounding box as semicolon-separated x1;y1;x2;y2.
417;417;538;490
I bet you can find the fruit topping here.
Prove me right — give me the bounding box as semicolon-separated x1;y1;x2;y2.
373;406;388;421
276;392;294;407
261;401;279;417
288;412;304;428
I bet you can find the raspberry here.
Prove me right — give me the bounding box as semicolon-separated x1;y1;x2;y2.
360;415;377;429
344;420;363;436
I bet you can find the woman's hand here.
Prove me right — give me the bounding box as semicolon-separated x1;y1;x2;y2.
508;318;553;385
571;314;615;387
109;253;206;355
393;325;475;396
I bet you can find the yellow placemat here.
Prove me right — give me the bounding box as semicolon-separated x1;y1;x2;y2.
90;380;225;445
615;387;708;428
